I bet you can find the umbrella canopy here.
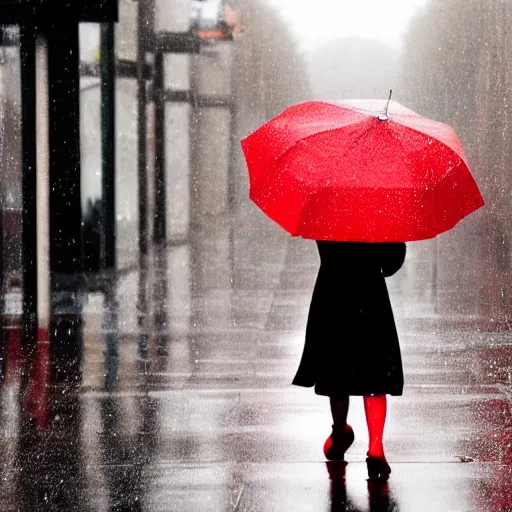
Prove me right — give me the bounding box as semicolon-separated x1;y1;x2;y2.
241;99;484;242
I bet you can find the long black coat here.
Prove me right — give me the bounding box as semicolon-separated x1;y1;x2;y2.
292;241;406;397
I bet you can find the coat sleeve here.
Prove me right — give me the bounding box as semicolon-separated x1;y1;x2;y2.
380;242;406;277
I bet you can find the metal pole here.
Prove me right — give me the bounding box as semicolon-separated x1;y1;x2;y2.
137;0;148;258
0;25;5;63
100;22;117;270
153;50;166;243
20;25;38;344
35;33;50;342
188;52;197;232
103;283;119;390
433;237;439;312
48;22;82;283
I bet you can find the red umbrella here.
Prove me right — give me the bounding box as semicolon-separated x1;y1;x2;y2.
241;98;484;242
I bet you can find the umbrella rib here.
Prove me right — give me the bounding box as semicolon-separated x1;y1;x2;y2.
330;121;375;166
386;121;457;189
388;116;470;170
317;100;422;119
386;122;410;172
274;117;375;174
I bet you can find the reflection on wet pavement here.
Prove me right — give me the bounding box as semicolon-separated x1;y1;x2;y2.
0;215;511;511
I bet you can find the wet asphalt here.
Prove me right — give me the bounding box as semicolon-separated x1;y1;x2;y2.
0;210;510;512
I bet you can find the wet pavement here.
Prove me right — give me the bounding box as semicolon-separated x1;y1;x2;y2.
0;209;511;511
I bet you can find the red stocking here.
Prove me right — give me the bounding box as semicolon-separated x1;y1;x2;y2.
363;394;387;459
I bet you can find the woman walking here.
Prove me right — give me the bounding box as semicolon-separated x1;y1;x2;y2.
241;96;482;480
292;241;406;480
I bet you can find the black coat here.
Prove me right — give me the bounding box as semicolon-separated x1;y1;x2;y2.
292;241;406;397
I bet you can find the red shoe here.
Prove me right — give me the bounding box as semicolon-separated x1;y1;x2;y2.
323;424;354;461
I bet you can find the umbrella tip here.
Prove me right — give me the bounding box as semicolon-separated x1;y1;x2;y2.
378;89;393;121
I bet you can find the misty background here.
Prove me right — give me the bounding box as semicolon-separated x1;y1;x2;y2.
0;0;510;326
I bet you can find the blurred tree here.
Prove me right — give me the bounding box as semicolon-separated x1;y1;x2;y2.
230;0;312;208
399;0;512;325
231;0;311;120
308;37;398;100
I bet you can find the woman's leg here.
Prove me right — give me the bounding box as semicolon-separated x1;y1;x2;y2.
330;396;350;429
324;395;353;460
363;394;387;459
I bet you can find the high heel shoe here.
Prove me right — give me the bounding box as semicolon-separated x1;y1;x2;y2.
323;424;354;461
366;456;391;480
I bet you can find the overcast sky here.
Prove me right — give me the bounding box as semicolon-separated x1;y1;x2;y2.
264;0;429;52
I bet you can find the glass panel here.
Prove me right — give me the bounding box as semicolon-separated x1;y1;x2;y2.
115;0;139;270
115;76;139;269
80;23;102;273
0;25;22;288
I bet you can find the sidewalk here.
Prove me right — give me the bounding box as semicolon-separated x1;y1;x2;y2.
0;211;510;511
